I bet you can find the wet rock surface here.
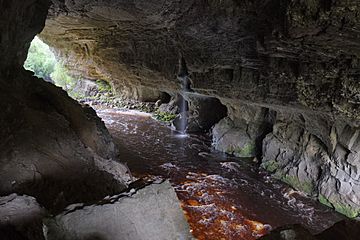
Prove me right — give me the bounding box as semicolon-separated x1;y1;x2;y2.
1;0;360;238
212;102;274;158
173;92;227;133
37;0;360;217
259;225;316;240
261;111;360;218
44;181;193;240
316;219;360;240
260;219;360;240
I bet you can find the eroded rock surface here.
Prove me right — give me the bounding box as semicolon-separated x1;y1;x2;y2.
36;0;360;218
261;111;360;218
173;92;227;133
259;225;316;240
2;0;360;228
41;0;360;119
0;0;131;216
0;71;131;212
44;181;193;240
212;102;274;157
0;194;46;240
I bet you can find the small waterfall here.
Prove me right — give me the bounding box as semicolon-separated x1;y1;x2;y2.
177;93;187;134
177;55;191;134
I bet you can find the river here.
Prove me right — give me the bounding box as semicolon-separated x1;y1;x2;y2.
97;108;343;240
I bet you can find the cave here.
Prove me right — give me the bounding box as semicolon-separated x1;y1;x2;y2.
1;1;360;240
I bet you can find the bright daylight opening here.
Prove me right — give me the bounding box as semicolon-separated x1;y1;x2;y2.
24;36;112;101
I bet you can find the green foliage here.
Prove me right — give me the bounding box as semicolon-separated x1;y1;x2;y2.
24;36;77;93
332;203;359;218
261;160;279;173
281;175;314;195
319;194;360;218
154;110;177;122
24;36;56;80
50;63;76;91
226;143;256;157
235;144;256;157
96;79;112;93
318;194;333;208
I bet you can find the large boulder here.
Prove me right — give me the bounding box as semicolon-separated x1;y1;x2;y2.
0;194;46;240
260;219;360;240
259;225;316;240
44;181;193;240
212;102;274;157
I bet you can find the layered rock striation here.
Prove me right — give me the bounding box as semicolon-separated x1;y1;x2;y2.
38;0;360;218
0;0;133;238
2;0;360;223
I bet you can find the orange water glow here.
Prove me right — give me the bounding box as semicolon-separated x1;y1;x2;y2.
175;172;270;240
98;109;343;240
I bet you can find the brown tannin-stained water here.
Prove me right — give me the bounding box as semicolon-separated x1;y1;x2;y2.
97;108;343;240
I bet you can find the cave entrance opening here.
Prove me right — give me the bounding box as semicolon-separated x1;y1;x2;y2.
23;36;113;101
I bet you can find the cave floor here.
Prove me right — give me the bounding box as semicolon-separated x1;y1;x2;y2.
97;108;344;240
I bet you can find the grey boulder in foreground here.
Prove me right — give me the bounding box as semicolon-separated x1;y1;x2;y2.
44;181;193;240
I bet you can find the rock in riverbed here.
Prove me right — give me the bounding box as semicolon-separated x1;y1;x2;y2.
44;181;193;240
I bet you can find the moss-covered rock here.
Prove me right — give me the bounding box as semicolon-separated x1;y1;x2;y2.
280;175;315;195
261;160;280;173
154;110;177;122
233;143;256;158
318;194;360;218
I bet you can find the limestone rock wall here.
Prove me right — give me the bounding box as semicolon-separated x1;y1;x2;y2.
262;111;360;218
38;0;360;218
41;0;360;119
212;100;360;218
2;0;360;222
0;0;131;217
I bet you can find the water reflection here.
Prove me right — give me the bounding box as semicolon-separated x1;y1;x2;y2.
97;109;343;240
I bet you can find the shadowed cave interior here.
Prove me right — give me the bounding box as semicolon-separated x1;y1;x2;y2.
1;1;360;240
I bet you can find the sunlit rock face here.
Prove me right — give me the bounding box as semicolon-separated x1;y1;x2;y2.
44;181;193;240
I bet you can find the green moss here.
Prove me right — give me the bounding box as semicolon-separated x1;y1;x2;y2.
333;203;360;218
96;79;112;93
319;194;360;218
153;110;177;122
261;160;279;173
69;91;85;100
225;143;256;157
281;175;314;195
235;143;256;157
318;194;333;208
